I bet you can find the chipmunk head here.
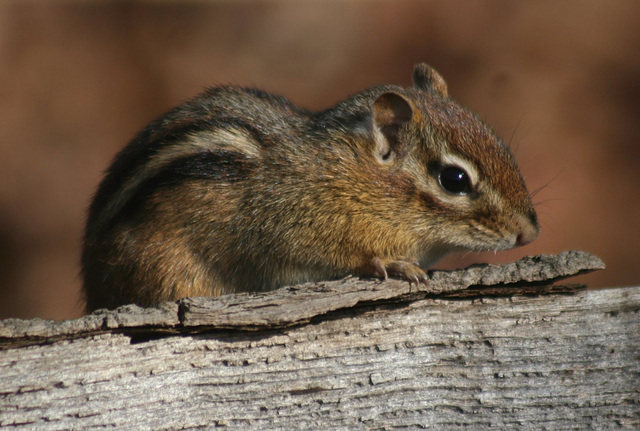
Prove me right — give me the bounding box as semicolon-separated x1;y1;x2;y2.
370;63;539;262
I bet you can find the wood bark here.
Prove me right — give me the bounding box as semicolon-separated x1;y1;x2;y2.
1;251;638;430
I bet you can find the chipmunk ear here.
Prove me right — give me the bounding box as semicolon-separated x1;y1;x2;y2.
372;92;414;163
413;63;448;98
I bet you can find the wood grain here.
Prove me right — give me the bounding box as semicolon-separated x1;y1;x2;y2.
3;251;637;430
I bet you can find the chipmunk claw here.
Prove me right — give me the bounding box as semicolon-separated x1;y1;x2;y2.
370;257;389;280
367;257;428;286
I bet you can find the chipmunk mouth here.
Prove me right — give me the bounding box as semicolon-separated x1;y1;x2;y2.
463;211;539;251
416;229;523;268
446;229;523;253
470;239;517;252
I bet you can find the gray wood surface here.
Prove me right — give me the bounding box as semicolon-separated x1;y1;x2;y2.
0;250;605;343
1;251;638;430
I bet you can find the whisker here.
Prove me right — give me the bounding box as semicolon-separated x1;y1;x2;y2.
506;114;528;152
533;198;566;209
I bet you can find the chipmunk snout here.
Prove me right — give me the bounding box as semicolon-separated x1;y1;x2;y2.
515;211;540;246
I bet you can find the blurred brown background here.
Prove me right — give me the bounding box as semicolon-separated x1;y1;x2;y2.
1;1;639;320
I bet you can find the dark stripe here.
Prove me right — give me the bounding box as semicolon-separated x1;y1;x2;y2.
96;150;255;233
88;117;215;221
128;149;253;215
153;150;254;182
88;116;266;224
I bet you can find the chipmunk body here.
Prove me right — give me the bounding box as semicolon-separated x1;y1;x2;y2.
82;64;539;312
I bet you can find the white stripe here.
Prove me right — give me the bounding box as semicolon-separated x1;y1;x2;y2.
90;127;260;236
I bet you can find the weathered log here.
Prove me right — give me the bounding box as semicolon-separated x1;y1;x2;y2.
0;250;604;343
2;251;638;430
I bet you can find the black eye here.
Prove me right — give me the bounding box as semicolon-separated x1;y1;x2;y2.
438;166;472;195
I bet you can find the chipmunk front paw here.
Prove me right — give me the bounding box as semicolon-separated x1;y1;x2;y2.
369;257;428;286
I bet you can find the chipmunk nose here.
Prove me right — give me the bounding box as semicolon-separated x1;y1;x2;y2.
515;211;540;246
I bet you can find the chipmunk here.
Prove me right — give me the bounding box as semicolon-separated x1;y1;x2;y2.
81;63;539;312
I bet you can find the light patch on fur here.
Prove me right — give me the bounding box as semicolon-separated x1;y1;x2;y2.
372;124;394;163
187;128;262;158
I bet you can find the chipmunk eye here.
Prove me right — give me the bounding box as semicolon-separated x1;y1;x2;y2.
438;166;472;195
